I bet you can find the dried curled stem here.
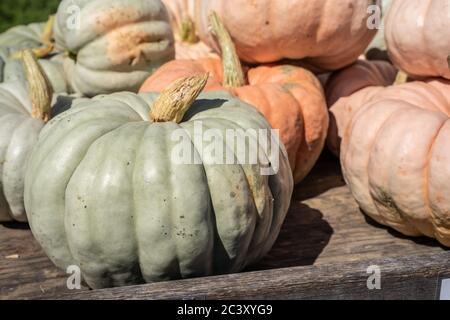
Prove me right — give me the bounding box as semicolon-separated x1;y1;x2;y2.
150;74;209;123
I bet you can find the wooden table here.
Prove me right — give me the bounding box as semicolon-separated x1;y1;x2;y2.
1;152;449;300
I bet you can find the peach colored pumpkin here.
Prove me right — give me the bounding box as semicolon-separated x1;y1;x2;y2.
162;0;218;60
140;13;328;184
194;0;379;70
325;60;397;155
341;79;450;246
385;0;450;80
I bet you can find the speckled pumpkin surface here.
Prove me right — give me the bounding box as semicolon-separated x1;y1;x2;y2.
53;0;175;97
24;77;293;289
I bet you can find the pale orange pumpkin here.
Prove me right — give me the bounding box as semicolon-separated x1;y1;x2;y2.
140;13;328;184
325;60;397;155
193;0;379;70
385;0;450;80
162;0;218;60
340;79;450;246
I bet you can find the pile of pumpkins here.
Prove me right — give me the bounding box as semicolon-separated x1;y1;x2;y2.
0;0;448;289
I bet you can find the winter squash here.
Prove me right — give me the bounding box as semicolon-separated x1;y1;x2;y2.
365;0;393;61
0;50;81;223
385;0;450;79
194;0;379;70
24;74;293;289
0;48;69;94
140;12;328;184
162;0;217;59
325;59;397;156
341;79;450;246
0;17;69;93
53;0;175;97
0;22;46;49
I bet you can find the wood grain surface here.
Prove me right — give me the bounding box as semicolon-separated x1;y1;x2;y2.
0;151;448;299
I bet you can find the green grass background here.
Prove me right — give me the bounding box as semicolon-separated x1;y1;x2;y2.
0;0;60;32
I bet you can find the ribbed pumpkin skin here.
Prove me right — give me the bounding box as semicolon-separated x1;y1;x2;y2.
0;23;69;93
194;0;379;70
162;0;217;60
0;23;44;49
53;0;175;97
0;81;80;222
24;91;293;289
140;59;328;184
385;0;450;79
325;60;397;156
341;79;450;246
0;48;69;93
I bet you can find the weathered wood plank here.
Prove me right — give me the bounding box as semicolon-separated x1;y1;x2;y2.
55;251;450;300
0;152;448;299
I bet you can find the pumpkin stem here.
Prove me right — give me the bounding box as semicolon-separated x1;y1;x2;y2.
150;74;209;123
21;49;54;122
394;70;408;85
180;16;198;44
42;15;55;46
10;15;55;60
209;11;245;88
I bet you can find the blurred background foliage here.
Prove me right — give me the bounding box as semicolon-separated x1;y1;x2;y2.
0;0;60;32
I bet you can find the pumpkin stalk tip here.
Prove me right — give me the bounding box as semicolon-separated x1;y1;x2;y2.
150;73;209;123
42;15;55;46
180;16;198;44
394;70;408;85
208;11;245;88
21;49;54;122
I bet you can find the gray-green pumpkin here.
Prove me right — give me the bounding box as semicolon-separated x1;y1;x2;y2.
0;48;69;93
24;74;293;289
53;0;175;97
0;17;69;93
0;50;82;222
0;22;45;49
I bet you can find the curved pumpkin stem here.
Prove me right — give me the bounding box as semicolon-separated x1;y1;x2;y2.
21;49;54;122
180;16;198;44
209;11;245;88
10;15;55;60
41;15;55;46
150;74;209;123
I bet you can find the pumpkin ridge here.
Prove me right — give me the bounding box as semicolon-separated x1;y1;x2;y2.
180;120;257;273
341;102;399;226
26;120;129;270
365;104;423;232
3;117;43;221
424;119;448;239
194;116;269;218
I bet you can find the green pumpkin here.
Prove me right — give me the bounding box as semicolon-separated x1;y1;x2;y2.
53;0;175;97
0;22;45;49
0;48;69;93
24;75;293;289
0;18;69;93
0;50;82;222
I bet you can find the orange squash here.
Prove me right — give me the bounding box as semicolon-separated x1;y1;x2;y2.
140;12;328;184
194;0;379;70
325;60;397;156
385;0;450;80
341;79;450;246
162;0;218;60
